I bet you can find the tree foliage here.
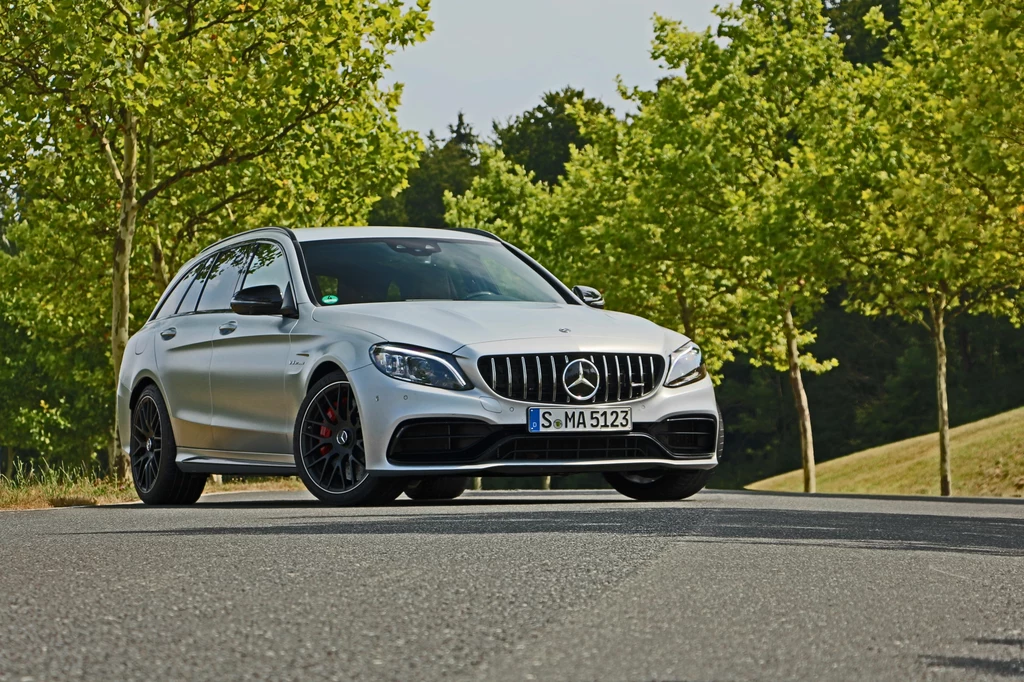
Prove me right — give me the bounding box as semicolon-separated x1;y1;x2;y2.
0;0;431;471
369;113;480;227
824;0;902;65
818;0;1024;494
492;86;612;186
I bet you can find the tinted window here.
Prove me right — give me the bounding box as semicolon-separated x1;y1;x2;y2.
300;239;562;305
154;264;198;319
175;257;215;315
242;243;291;292
196;246;251;312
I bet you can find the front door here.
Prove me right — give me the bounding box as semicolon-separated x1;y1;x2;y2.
209;241;298;454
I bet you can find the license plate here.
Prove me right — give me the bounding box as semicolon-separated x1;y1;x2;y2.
527;406;632;433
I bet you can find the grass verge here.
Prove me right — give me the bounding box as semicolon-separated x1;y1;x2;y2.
748;406;1024;497
0;466;305;510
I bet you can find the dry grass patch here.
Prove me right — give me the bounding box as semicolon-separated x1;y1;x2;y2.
748;406;1024;498
1;469;306;511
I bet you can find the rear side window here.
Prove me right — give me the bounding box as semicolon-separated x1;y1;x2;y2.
241;243;291;292
154;264;198;320
197;246;252;312
176;257;215;315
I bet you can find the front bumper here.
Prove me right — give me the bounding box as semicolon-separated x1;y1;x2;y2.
348;361;721;476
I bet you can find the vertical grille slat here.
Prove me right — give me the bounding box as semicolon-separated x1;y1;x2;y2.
563;355;571;404
479;353;664;405
521;356;528;401
614;356;622;401
602;356;610;403
638;355;646;395
535;356;543;403
622;356;630;399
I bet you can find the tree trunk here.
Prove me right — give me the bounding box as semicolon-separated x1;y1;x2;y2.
782;306;816;493
144;132;170;290
109;111;140;480
472;477;482;491
541;475;551;491
676;290;695;339
151;230;170;291
929;297;953;497
1;446;13;480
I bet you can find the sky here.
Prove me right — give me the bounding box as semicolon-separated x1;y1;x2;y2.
386;0;721;137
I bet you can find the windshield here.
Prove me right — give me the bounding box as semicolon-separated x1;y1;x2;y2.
300;238;565;305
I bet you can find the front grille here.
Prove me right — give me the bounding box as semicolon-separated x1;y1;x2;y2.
493;433;664;461
642;416;718;456
478;353;665;404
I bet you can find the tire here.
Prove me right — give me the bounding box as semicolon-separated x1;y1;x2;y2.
604;468;712;502
404;476;470;501
293;371;405;506
129;385;208;505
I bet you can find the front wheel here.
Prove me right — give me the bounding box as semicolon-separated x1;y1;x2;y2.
294;372;405;506
130;385;207;505
604;469;712;502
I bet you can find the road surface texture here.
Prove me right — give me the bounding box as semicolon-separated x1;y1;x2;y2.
2;489;1023;681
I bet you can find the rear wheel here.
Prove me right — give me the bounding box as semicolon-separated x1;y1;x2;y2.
130;385;207;505
404;476;469;501
294;372;405;506
604;469;712;502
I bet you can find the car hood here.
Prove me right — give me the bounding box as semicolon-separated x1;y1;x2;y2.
311;301;681;355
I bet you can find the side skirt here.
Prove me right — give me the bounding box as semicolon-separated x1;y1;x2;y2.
176;449;296;476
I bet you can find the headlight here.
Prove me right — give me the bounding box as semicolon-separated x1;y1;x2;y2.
664;342;706;387
370;344;472;391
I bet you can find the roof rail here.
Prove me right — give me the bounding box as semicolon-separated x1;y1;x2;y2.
196;226;296;256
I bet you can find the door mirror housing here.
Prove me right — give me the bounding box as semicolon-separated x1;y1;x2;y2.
231;285;289;316
572;285;605;309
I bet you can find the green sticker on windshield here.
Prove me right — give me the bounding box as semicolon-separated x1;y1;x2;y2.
322;295;339;305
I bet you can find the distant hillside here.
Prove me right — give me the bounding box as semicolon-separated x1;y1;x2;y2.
748;407;1024;498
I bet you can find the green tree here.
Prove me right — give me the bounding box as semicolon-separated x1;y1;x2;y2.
822;0;1024;495
824;0;901;65
492;86;612;186
0;0;430;475
370;113;480;227
625;0;853;492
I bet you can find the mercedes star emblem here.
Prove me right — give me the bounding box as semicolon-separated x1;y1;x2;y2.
562;358;601;401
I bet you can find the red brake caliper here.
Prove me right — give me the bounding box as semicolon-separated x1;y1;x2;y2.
319;404;337;454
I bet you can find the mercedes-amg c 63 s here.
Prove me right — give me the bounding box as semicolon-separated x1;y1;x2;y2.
118;227;723;505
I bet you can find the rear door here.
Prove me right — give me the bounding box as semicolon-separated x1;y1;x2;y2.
209;241;299;455
152;256;216;450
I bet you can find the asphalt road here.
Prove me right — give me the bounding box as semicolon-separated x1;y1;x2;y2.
2;489;1023;682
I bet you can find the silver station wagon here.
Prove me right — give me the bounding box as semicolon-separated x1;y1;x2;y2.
117;227;723;505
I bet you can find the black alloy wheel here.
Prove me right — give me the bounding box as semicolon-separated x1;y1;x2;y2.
129;385;207;505
130;395;162;494
299;380;367;494
293;372;406;506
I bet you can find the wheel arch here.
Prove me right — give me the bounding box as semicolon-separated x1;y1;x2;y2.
307;360;348;392
129;373;163;411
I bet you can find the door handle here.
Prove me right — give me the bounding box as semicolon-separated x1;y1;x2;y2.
218;321;238;335
160;328;177;340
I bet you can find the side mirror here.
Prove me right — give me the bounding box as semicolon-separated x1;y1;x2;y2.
231;285;284;316
572;285;605;309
